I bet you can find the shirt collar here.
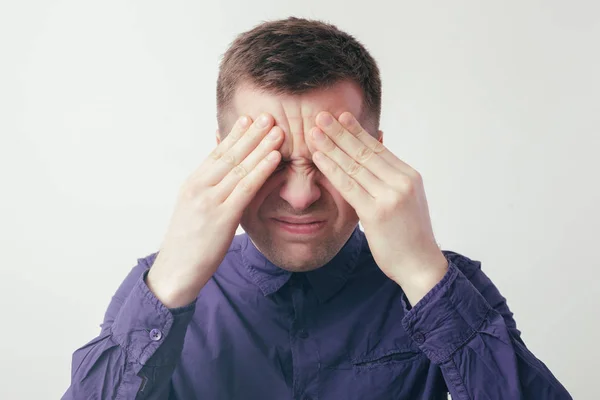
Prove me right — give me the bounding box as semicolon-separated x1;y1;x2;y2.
241;225;364;303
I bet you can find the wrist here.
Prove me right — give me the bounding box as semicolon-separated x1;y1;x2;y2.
392;252;449;306
146;266;208;309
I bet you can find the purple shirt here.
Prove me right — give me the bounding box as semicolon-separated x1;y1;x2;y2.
63;226;571;399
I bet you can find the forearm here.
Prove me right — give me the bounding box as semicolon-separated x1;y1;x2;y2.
401;252;572;399
438;310;571;400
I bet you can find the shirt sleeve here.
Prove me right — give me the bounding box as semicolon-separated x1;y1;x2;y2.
401;251;572;400
62;253;195;400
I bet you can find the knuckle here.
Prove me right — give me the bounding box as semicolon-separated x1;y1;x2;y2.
397;175;413;189
229;124;248;140
411;170;423;183
209;150;222;161
372;205;392;222
340;177;355;193
238;179;253;194
198;190;216;206
377;196;397;216
194;195;212;212
221;153;236;166
354;128;367;140
372;141;385;154
355;146;374;163
403;178;416;195
232;164;248;179
390;192;403;206
179;181;201;202
331;125;345;139
322;138;337;152
346;161;362;177
244;127;259;140
228;130;243;141
370;206;386;221
321;158;336;174
178;185;193;201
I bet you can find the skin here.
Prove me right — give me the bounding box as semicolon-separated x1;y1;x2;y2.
218;81;382;272
148;80;447;309
221;80;448;305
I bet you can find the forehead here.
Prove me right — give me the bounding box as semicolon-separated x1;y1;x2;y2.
231;81;365;159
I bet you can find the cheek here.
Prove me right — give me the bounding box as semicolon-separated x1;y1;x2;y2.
247;176;280;211
318;179;354;213
319;178;342;200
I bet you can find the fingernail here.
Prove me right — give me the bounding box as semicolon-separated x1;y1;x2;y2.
267;128;280;140
312;128;326;141
238;116;249;128
257;114;270;128
339;112;354;127
319;113;333;126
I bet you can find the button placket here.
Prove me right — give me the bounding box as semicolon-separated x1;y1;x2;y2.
290;274;319;400
298;329;309;339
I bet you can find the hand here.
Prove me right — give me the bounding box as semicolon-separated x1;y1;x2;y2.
309;111;448;305
147;114;283;308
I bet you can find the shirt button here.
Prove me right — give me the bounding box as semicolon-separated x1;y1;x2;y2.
298;330;309;339
413;332;425;344
149;328;163;341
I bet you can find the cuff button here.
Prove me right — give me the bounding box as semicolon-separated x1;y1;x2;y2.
413;332;425;344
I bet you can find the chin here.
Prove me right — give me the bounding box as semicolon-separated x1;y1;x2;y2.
265;235;344;272
272;255;329;272
242;217;356;271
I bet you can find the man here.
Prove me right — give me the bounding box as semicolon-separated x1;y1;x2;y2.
63;17;571;399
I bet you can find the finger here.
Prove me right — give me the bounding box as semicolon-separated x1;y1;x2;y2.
331;111;411;174
310;127;385;197
224;149;282;211
312;113;398;186
312;150;372;212
217;126;284;200
193;115;252;183
206;113;275;185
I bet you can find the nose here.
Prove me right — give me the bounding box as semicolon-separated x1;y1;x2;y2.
278;170;322;212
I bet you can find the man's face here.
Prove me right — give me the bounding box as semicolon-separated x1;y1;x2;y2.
219;81;381;272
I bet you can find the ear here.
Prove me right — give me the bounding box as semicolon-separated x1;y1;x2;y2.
216;129;222;145
377;130;384;144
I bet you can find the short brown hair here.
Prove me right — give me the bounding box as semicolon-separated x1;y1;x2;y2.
216;17;382;132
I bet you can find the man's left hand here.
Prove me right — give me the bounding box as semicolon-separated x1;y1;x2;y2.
310;111;449;305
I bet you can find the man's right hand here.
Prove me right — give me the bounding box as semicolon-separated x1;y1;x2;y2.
146;113;283;308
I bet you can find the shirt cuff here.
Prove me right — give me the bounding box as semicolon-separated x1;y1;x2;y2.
401;259;492;364
110;270;196;367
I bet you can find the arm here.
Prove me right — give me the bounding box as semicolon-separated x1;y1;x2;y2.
62;254;195;400
304;112;572;398
62;113;283;399
401;251;572;400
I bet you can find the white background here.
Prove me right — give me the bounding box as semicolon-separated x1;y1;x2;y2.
1;1;598;398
